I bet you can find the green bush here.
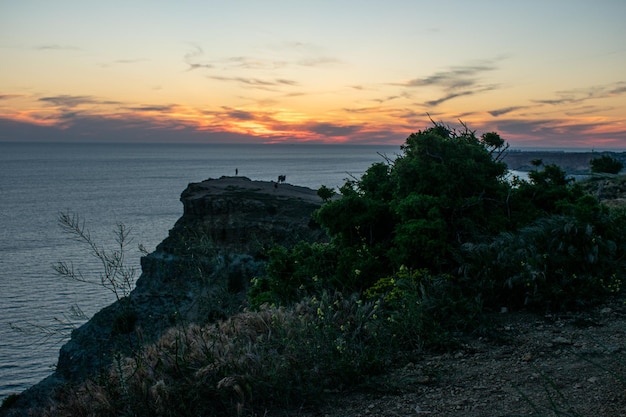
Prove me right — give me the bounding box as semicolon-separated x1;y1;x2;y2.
591;154;624;174
251;121;626;320
248;242;338;308
364;266;484;351
462;213;625;310
316;184;336;202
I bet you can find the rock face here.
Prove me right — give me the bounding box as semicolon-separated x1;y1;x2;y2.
2;177;326;416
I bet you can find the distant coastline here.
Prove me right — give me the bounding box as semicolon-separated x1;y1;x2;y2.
502;150;626;174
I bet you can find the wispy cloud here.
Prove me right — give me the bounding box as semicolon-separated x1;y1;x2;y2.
306;122;361;138
183;44;213;71
272;41;341;68
223;108;256;121
126;104;177;112
98;58;149;68
477;116;626;149
224;56;287;70
535;82;626;106
209;75;299;90
0;94;24;100
113;59;148;64
400;63;497;91
39;95;100;108
488;106;529;117
425;91;474;107
565;105;615;116
610;83;626;95
296;57;340;67
0;114;259;143
34;44;81;51
394;60;502;107
186;40;340;74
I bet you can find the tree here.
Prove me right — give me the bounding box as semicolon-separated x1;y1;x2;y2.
311;122;512;286
252;121;626;313
590;154;623;174
316;185;336;202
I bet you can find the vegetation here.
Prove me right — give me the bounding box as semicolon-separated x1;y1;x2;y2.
54;212;139;334
590;154;624;174
19;122;626;416
251;123;626;314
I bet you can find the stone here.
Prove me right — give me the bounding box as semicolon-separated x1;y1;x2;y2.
3;177;326;416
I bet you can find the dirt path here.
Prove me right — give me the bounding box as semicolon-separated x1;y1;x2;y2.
291;298;626;417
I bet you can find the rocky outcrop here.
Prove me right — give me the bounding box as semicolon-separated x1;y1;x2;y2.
2;177;326;416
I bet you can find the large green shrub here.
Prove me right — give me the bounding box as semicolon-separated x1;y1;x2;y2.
462;212;625;310
591;154;624;174
251;121;626;326
315;123;511;277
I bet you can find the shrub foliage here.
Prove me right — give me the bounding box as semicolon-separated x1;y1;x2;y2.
590;154;624;174
251;122;626;316
39;122;626;416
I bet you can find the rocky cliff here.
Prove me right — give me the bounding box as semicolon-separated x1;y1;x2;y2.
2;176;326;416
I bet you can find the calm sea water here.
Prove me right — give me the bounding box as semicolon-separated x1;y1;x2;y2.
0;142;399;400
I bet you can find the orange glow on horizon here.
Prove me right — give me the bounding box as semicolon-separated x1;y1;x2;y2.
1;91;624;147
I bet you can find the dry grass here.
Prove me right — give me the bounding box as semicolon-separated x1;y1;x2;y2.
41;294;389;417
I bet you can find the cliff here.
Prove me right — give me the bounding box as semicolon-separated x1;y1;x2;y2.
2;176;326;416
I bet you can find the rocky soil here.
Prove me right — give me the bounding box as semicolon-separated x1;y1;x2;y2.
288;298;626;417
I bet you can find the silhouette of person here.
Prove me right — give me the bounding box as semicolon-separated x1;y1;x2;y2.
235;168;238;175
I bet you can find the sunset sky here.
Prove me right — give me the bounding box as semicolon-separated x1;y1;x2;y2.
1;0;625;148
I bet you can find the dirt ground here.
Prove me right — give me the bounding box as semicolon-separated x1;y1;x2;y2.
288;297;626;417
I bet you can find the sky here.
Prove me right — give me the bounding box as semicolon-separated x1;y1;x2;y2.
1;0;625;148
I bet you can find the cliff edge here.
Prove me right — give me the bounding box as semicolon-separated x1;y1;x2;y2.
2;176;326;416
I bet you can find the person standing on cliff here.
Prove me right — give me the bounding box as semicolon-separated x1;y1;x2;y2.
235;168;238;176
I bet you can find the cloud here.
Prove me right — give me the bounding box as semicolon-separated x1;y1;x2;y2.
271;41;341;68
113;59;148;64
192;41;340;73
98;58;149;68
34;44;81;51
224;56;287;70
425;85;498;107
0;115;260;143
39;95;100;108
127;105;177;112
483;117;626;149
400;63;497;91
38;95;121;109
610;83;626;95
0;94;23;100
306;122;361;137
183;44;213;71
535;82;626;106
488;106;528;117
425;91;474;107
565;106;615;116
224;108;256;121
209;75;299;90
393;60;503;107
296;57;341;67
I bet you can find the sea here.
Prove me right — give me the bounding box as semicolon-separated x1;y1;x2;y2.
0;141;400;400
